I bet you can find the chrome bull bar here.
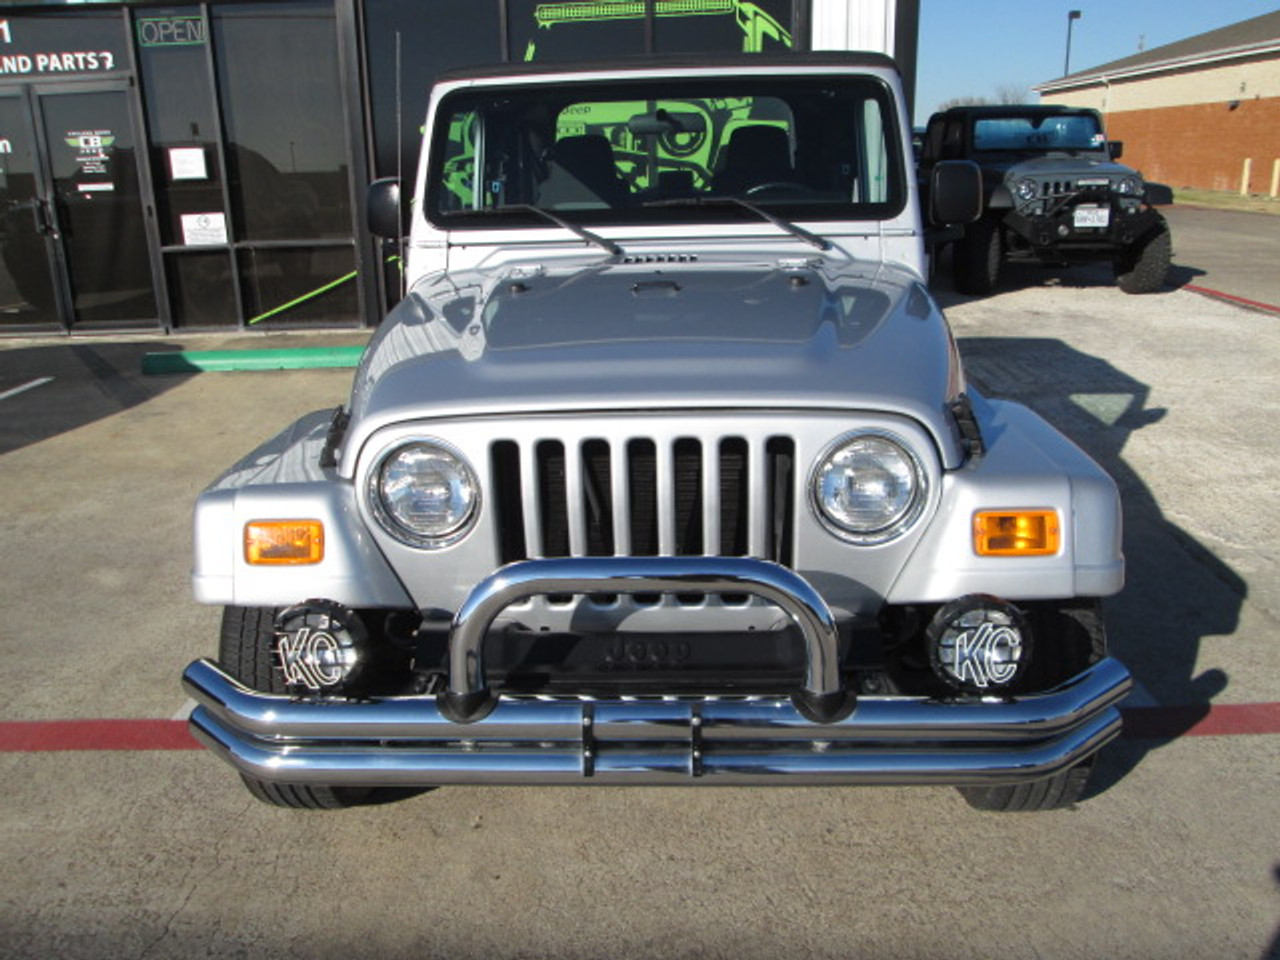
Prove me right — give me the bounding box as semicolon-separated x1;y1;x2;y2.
444;557;848;723
181;558;1132;789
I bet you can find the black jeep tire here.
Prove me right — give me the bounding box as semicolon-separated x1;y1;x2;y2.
1114;221;1171;294
218;606;374;810
952;216;1003;295
957;600;1109;812
959;756;1096;812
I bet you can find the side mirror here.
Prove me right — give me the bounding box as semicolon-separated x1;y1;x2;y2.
1108;141;1124;160
367;177;404;239
930;160;983;225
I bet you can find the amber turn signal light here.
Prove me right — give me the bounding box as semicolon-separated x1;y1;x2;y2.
973;510;1060;557
244;520;324;565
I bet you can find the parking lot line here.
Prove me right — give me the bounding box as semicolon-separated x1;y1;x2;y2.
1184;284;1280;315
0;719;199;751
0;376;54;402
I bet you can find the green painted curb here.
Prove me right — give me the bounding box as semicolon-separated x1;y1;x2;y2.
142;345;365;375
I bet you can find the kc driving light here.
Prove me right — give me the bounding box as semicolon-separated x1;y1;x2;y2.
927;596;1032;693
370;440;478;547
811;432;925;544
274;601;368;694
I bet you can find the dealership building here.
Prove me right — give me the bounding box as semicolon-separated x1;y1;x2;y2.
1036;11;1280;198
0;0;919;335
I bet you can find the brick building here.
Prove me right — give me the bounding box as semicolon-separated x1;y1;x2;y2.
1035;11;1280;195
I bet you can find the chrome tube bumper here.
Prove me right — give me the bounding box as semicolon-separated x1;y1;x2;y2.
182;557;1131;787
182;656;1131;788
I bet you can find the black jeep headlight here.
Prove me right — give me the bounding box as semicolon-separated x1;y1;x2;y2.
1115;176;1142;196
369;440;479;548
811;432;926;544
1014;178;1039;203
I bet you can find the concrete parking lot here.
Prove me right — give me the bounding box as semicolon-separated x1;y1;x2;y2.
1;208;1278;959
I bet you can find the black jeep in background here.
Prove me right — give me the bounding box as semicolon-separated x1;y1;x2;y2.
919;105;1172;295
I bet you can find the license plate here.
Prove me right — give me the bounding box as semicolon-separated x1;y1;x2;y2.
1073;205;1110;229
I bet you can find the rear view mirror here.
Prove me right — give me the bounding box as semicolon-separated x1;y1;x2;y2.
1108;141;1124;160
627;109;706;136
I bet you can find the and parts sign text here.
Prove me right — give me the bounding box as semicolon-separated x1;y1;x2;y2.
0;15;128;77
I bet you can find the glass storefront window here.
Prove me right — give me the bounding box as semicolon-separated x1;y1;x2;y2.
507;0;647;63
362;0;501;181
652;0;795;53
137;7;223;248
213;2;351;241
238;246;357;327
165;250;237;327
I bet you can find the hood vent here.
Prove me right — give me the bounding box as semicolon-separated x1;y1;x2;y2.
621;254;699;265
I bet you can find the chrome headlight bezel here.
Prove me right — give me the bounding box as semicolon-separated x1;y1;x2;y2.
367;438;480;549
809;430;928;545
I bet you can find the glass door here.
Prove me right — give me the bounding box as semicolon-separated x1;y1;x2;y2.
0;89;61;330
33;82;159;328
0;82;159;331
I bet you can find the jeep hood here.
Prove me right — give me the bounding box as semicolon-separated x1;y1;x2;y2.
991;155;1134;180
343;255;967;471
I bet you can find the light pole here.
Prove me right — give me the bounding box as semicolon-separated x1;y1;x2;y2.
1064;10;1082;76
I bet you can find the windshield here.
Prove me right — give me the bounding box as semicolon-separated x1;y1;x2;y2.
426;75;904;226
971;113;1105;153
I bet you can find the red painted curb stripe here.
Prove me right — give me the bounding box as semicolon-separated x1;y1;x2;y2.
0;719;200;752
1;704;1279;754
1183;283;1280;315
1121;703;1280;739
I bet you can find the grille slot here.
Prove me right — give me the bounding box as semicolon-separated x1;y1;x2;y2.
492;434;796;569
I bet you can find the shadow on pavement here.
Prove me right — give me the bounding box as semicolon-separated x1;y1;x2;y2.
0;341;189;456
929;245;1198;306
956;335;1246;799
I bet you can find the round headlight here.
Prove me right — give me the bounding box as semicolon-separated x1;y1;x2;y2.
1014;178;1039;203
1115;176;1142;196
811;433;926;544
370;440;478;547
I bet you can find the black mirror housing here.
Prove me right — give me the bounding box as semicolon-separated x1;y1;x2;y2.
367;177;404;239
930;160;983;225
1108;141;1124;160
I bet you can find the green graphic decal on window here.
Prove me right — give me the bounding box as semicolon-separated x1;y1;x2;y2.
522;0;793;60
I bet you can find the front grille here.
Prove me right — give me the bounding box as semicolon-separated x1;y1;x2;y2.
490;435;796;567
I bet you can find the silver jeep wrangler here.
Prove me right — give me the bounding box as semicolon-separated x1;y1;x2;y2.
182;54;1131;811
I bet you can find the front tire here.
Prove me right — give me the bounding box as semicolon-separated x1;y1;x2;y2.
957;600;1109;812
1115;221;1171;294
218;606;374;810
952;216;1003;295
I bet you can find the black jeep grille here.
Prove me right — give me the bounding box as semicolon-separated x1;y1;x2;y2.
490;435;796;566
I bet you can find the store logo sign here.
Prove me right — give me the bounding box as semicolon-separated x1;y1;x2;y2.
137;16;206;48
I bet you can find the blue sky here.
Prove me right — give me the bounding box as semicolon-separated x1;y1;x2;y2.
914;0;1280;118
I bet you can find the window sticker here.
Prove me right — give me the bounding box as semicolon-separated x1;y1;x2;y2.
169;147;208;181
181;212;227;246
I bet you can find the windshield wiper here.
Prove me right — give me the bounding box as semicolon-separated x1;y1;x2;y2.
489;203;623;257
644;196;831;251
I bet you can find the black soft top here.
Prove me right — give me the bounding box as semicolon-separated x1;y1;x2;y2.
435;51;899;85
